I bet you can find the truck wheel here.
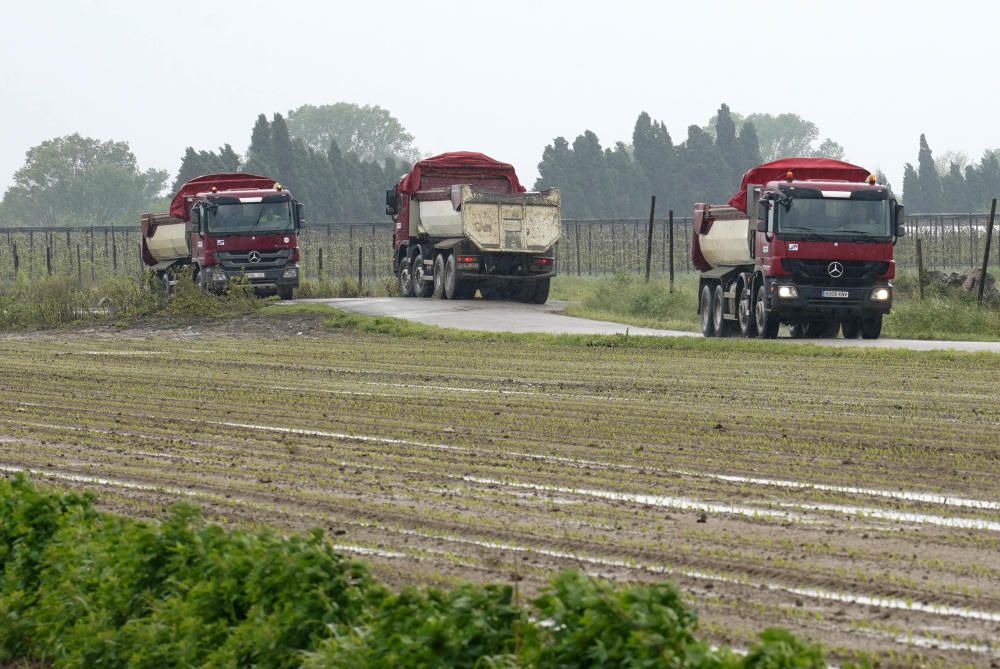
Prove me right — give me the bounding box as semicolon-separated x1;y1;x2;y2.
738;282;757;337
411;249;432;298
841;319;861;339
160;273;173;301
529;278;550;304
860;313;883;339
443;253;462;300
432;254;446;298
700;285;716;337
755;285;779;339
398;255;414;298
712;284;736;337
278;287;294;301
196;267;211;294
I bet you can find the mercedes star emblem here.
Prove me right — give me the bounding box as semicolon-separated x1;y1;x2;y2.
248;251;261;264
827;261;844;278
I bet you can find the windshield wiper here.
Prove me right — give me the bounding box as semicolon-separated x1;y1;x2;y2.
778;226;827;241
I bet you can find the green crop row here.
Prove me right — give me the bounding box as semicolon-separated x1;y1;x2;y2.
0;475;859;669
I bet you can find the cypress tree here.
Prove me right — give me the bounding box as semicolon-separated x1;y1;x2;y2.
916;134;944;212
902;163;920;211
245;114;274;176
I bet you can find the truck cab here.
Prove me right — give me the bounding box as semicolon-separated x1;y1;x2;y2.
752;175;904;337
693;159;903;340
142;174;304;300
186;186;303;299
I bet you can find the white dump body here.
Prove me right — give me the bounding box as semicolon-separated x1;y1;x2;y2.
700;216;754;268
141;214;190;270
414;185;561;253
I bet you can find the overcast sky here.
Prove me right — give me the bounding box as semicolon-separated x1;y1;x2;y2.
2;1;996;197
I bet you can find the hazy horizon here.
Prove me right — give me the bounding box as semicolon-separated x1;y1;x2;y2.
2;1;996;198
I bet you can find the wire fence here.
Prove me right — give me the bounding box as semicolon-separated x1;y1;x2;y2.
1;213;996;285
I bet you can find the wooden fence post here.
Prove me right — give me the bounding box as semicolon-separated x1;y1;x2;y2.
645;196;656;282
915;237;925;301
978;199;996;306
668;210;675;293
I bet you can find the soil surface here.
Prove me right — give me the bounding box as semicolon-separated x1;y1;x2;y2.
2;312;999;667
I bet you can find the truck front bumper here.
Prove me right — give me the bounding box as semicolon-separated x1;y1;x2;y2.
203;264;300;294
765;278;892;317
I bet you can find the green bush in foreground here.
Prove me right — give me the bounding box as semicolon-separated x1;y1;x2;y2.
0;476;853;668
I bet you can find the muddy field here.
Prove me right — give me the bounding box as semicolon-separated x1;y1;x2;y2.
1;312;999;667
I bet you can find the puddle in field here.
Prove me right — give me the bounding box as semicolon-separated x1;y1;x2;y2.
464;476;1000;532
693;472;1000;511
9;403;1000;532
7;463;1000;636
220;408;1000;515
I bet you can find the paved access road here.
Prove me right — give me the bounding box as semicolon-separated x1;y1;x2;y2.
300;298;1000;353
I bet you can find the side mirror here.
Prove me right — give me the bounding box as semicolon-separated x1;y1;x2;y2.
894;203;905;237
756;200;769;231
386;188;398;206
385;205;396;216
295;202;305;229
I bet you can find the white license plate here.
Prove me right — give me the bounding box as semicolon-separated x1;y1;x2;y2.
246;272;265;279
821;290;849;298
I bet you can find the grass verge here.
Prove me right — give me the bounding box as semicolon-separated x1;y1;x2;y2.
549;270;1000;341
0;475;845;668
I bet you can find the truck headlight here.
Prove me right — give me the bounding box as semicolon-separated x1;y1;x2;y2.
777;285;798;299
870;287;891;301
282;265;299;279
212;270;227;281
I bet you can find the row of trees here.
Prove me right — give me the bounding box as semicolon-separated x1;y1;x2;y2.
175;111;407;222
901;135;1000;213
535;105;853;219
3;104;998;228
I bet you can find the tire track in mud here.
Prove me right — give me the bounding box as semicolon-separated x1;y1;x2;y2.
3;325;1000;666
3;460;1000;666
5;402;998;528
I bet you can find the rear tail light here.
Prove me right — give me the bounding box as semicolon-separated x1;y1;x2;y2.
457;255;477;263
530;256;554;270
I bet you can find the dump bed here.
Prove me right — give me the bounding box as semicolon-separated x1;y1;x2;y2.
140;213;190;269
413;185;561;253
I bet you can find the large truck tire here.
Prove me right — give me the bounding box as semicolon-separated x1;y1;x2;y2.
529;278;550;304
398;254;414;298
841;318;861;339
432;254;446;298
754;285;779;339
860;313;883;339
443;254;462;300
411;248;432;298
700;285;716;337
278;287;294;301
737;281;757;338
712;284;737;337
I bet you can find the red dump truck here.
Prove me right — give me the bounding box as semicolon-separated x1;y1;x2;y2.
385;152;561;303
141;174;304;299
692;158;904;339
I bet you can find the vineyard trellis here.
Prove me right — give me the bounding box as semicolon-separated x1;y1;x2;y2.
1;213;997;285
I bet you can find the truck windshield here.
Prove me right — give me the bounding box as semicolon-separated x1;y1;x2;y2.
206;201;293;235
777;198;890;239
